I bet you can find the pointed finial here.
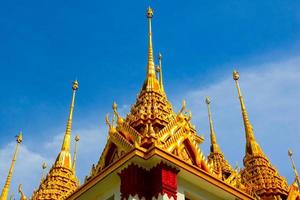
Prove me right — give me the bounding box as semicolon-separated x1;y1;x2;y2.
72;135;80;172
144;6;159;91
41;162;47;182
42;162;47;170
205;97;221;153
0;133;23;200
288;149;300;191
233;70;240;80
205;96;211;105
157;52;165;92
233;70;262;156
72;80;79;91
75;135;80;142
158;52;162;60
16;132;23;143
112;101;117;112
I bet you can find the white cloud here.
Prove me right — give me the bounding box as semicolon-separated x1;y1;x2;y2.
182;55;300;183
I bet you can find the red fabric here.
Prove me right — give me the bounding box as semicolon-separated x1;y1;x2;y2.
119;162;179;200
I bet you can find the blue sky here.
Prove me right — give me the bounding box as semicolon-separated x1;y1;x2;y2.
0;0;300;197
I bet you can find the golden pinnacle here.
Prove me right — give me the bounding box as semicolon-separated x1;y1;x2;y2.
75;135;80;142
16;132;23;143
42;162;47;170
205;96;211;105
233;70;240;80
146;7;153;18
72;80;79;91
112;101;117;111
288;149;293;157
158;52;162;60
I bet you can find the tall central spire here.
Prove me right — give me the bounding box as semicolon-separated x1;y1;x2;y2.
144;7;159;91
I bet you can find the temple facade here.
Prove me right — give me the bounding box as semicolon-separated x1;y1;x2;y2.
1;6;300;200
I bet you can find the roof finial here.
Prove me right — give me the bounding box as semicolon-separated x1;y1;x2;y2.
144;7;159;91
288;149;300;191
72;135;80;172
41;162;47;183
205;96;221;153
233;70;262;156
157;52;165;92
0;132;23;200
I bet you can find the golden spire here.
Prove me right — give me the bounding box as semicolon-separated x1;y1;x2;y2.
233;70;262;155
288;149;300;191
55;80;78;169
31;81;79;200
144;7;159;91
0;133;23;200
61;80;78;152
72;135;80;172
205;96;221;154
233;70;288;198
